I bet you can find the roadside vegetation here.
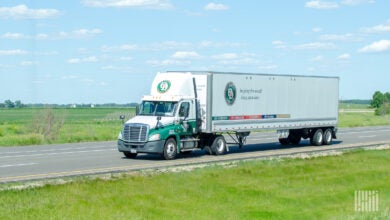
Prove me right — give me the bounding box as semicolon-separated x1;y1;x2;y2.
1;149;389;219
0;108;134;146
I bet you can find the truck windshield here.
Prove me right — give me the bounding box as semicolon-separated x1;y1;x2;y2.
139;101;178;117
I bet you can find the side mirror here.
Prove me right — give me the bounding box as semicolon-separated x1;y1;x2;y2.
156;116;163;129
119;115;125;124
135;105;140;115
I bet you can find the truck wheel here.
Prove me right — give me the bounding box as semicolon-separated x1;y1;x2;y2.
123;152;137;159
163;138;177;160
279;138;290;146
288;134;301;145
211;136;226;155
310;129;323;146
323;128;333;145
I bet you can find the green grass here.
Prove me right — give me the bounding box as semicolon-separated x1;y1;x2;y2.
339;112;390;127
339;102;371;110
0;108;134;146
0;149;389;219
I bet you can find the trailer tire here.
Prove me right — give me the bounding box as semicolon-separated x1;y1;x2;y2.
310;129;323;146
288;133;301;145
163;138;177;160
123;152;137;159
279;138;290;146
323;128;333;145
211;136;226;155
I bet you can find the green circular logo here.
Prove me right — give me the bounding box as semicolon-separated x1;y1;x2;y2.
224;82;236;105
157;80;171;93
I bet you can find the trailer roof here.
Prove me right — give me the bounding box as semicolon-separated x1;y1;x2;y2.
166;71;339;80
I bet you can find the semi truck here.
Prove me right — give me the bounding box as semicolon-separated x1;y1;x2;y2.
117;71;339;160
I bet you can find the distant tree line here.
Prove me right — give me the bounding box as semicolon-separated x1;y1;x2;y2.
371;91;390;116
339;99;371;105
0;100;138;109
0;100;25;108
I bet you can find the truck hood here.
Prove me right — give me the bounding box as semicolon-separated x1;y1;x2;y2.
125;115;176;129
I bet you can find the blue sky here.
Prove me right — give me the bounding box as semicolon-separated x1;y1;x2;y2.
0;0;389;104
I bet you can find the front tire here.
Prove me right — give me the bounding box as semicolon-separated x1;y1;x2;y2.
211;135;226;155
163;138;177;160
310;129;323;146
279;138;290;146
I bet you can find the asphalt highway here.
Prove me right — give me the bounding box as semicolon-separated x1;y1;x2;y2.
1;126;389;183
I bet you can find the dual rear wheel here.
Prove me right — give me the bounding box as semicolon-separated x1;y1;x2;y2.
310;128;333;146
279;128;334;146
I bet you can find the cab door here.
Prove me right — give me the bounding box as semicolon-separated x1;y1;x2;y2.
176;100;195;136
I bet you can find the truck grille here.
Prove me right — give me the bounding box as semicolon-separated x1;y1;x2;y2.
123;124;148;142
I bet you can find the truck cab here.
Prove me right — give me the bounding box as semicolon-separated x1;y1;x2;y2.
117;73;201;159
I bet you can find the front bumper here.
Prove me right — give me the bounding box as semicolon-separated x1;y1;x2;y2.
117;139;165;154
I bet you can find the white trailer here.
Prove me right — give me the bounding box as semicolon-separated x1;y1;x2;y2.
118;71;339;159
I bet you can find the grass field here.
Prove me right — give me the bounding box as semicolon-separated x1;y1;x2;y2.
0;149;389;219
0;106;390;147
0;108;135;146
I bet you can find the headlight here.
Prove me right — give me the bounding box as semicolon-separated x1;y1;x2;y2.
118;132;122;139
148;134;160;141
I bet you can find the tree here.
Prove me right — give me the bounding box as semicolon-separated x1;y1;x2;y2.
385;92;390;102
371;91;386;108
4;100;15;108
14;100;23;108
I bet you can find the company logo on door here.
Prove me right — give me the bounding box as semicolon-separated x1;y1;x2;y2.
157;80;171;93
224;82;236;105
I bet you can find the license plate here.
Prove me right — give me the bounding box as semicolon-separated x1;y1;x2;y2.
130;149;137;153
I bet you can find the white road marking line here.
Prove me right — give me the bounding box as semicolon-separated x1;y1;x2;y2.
0;145;111;155
358;135;377;138
0;163;37;168
0;149;116;159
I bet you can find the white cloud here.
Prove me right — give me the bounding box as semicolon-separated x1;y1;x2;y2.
310;55;324;62
258;64;278;70
101;44;139;52
0;49;28;55
272;40;287;49
362;20;390;33
293;42;336;50
305;1;339;9
81;0;173;9
1;32;26;39
359;40;390;53
312;27;323;33
146;59;190;66
204;3;229;11
20;61;38;66
211;53;239;60
1;29;102;40
67;58;81;64
57;28;102;39
61;75;80;80
67;56;99;64
172;51;200;59
337;53;351;59
120;56;133;61
211;53;259;65
0;4;60;19
199;41;246;48
319;33;363;42
341;0;375;5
